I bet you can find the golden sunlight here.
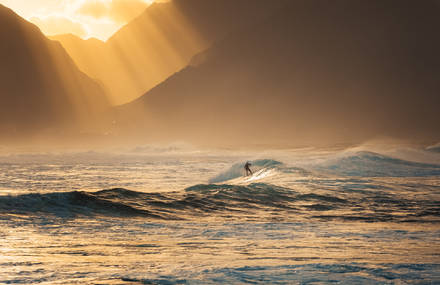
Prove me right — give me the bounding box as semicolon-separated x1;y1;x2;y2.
1;1;440;284
0;0;154;40
49;0;206;105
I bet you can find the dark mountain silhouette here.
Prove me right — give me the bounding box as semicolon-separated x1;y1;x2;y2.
52;0;288;104
0;5;110;139
118;0;440;145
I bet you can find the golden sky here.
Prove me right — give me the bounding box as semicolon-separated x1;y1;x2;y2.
0;0;154;41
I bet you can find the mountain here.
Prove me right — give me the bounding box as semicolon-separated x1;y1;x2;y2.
52;0;288;104
118;0;440;145
0;5;110;139
49;33;106;82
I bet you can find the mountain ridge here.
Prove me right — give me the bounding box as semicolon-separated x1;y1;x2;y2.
51;0;289;104
116;0;440;145
0;4;111;139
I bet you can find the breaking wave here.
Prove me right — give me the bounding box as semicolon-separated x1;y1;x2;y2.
426;143;440;153
313;151;440;177
209;159;283;183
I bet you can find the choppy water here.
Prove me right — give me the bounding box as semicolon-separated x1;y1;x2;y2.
0;144;439;284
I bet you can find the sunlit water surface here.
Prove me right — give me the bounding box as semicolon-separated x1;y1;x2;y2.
0;145;439;284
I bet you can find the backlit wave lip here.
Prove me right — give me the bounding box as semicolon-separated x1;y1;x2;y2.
312;151;440;177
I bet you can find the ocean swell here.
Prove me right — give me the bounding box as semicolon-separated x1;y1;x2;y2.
1;182;438;222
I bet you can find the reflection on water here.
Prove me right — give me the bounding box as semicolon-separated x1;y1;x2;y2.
0;146;439;284
1;219;439;284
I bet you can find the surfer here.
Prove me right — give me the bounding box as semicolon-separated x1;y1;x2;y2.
244;161;253;176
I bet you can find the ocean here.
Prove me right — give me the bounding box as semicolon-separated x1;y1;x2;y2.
0;143;439;284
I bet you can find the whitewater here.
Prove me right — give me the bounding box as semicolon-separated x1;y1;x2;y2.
0;144;439;284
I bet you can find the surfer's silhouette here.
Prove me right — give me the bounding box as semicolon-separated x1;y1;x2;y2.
244;161;253;176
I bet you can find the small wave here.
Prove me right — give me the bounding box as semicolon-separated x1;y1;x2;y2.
0;189;163;219
314;151;440;177
184;183;298;210
209;159;283;183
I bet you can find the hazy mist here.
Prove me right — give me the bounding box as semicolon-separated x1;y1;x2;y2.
1;0;439;148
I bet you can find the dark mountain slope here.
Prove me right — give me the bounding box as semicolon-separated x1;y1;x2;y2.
0;5;110;138
119;0;440;145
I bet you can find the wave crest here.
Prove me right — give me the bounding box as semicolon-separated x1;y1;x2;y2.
209;159;283;183
314;151;440;177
